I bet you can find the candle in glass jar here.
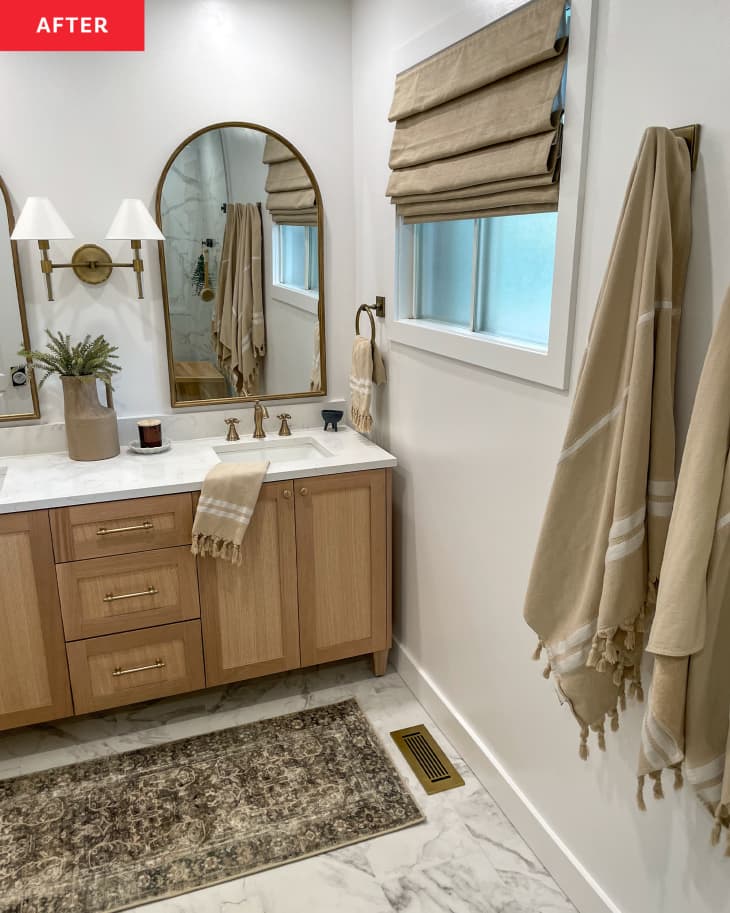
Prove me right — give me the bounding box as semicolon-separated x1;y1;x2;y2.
137;419;163;449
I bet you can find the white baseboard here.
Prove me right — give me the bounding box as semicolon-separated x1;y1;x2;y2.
391;638;622;913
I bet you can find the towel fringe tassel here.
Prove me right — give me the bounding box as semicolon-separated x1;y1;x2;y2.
712;803;728;847
670;762;684;791
191;534;242;566
588;614;647;673
350;407;373;434
650;770;664;800
604;630;619;665
608;709;620;732
711;820;723;847
579;725;589;761
637;775;647;811
532;639;544;661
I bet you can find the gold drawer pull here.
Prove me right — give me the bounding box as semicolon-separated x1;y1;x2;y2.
103;586;159;603
113;658;166;677
299;487;309;496
97;520;154;536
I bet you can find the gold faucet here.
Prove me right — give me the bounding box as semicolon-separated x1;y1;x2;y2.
224;417;240;442
253;401;269;439
277;413;292;436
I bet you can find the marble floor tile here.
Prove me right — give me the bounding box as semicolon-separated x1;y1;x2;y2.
0;659;577;913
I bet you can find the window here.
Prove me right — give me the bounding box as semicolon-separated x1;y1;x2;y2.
275;224;318;293
411;212;558;349
388;0;595;389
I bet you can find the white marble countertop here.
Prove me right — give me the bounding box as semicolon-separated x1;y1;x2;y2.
0;426;396;514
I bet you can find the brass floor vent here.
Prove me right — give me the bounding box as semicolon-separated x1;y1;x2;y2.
390;724;465;795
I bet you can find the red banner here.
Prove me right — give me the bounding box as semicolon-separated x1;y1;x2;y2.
1;1;145;51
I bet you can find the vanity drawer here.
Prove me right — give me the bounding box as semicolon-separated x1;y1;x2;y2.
57;546;200;640
66;620;205;714
51;493;194;562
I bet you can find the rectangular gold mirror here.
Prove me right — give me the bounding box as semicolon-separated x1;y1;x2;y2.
155;122;326;408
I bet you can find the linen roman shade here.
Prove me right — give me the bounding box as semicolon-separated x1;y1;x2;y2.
387;0;569;224
263;136;317;225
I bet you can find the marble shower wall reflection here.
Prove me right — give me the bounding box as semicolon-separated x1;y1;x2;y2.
160;131;231;392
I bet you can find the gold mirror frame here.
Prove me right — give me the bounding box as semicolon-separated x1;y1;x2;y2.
155;121;327;409
0;174;40;423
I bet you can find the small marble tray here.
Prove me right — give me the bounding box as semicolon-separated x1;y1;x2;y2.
127;439;172;455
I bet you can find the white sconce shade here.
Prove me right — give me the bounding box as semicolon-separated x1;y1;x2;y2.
11;197;74;240
105;199;164;240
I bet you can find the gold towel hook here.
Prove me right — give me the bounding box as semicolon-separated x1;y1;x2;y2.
671;124;700;171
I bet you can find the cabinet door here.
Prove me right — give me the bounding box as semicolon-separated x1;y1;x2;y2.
295;469;389;666
0;511;72;730
198;481;300;685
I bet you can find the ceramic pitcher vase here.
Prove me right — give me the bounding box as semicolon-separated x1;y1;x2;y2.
61;375;120;461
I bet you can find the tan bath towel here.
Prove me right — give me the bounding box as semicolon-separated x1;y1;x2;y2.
213;203;265;395
191;461;268;564
349;335;386;433
523;127;691;758
637;287;730;844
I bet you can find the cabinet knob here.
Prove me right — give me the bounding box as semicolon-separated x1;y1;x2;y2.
282;490;292;500
299;487;309;496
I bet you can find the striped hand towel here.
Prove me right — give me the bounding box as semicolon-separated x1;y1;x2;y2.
350;335;386;433
191;461;268;564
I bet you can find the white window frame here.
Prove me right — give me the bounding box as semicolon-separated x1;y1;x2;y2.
272;222;318;295
389;0;596;390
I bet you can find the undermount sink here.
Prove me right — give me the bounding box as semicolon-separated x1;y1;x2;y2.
213;436;333;464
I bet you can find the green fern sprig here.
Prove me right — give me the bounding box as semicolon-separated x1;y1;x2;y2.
19;330;121;388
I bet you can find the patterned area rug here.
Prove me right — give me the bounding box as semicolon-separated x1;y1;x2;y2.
0;699;424;913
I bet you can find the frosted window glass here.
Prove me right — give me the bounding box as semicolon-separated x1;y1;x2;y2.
414;220;473;327
309;227;319;292
279;225;306;288
476;212;557;347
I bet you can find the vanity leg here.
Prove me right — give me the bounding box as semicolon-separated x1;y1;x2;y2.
372;649;389;676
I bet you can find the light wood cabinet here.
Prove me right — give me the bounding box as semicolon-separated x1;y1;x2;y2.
57;546;200;640
295;470;390;667
50;493;193;562
66;620;205;714
0;511;72;731
0;467;391;730
197;481;301;684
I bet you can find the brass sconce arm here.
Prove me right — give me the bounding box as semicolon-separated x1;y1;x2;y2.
35;239;146;301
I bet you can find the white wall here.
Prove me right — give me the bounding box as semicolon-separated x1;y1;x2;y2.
0;0;353;433
352;2;730;913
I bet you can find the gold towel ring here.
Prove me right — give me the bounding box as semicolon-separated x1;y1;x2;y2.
355;304;376;342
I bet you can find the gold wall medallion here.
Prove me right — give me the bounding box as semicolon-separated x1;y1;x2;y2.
71;243;114;284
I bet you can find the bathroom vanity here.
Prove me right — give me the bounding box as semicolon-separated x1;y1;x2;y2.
0;428;394;731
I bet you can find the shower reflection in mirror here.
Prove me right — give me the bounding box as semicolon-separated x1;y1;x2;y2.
156;123;325;407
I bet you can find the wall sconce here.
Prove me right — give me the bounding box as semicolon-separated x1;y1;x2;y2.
11;197;165;301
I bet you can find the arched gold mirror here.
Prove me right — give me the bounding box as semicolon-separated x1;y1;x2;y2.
0;175;39;422
156;122;326;408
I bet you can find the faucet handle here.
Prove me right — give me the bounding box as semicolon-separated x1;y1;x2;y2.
224;417;240;442
277;413;292;437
